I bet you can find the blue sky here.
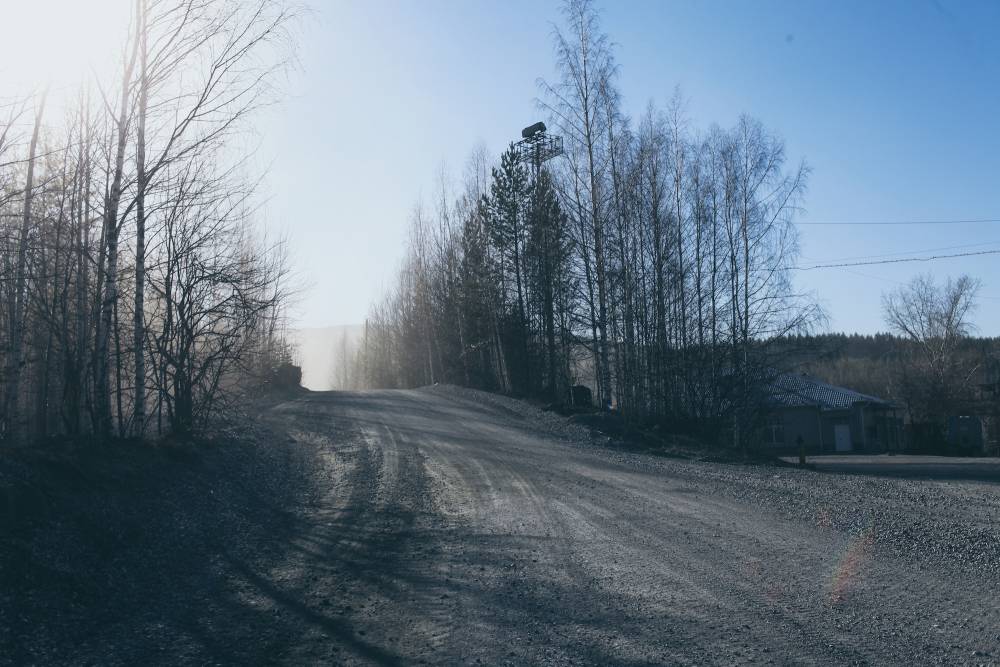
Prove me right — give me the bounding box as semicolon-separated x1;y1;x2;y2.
260;0;1000;334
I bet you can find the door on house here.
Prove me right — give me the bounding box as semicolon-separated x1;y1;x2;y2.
834;424;852;452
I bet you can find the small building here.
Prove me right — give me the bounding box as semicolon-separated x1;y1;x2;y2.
763;373;902;454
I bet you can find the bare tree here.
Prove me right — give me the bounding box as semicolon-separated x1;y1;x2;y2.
539;0;618;409
883;273;981;424
2;91;46;442
146;162;290;434
128;0;297;436
94;26;139;438
0;0;298;445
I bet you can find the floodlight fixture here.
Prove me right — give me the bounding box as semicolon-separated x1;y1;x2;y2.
521;121;547;139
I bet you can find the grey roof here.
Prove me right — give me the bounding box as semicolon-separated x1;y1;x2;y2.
767;373;894;410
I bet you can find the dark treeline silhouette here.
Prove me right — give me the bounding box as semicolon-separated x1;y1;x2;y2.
794;332;999;413
354;0;821;448
0;0;298;444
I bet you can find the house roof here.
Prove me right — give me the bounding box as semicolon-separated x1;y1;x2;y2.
767;373;894;411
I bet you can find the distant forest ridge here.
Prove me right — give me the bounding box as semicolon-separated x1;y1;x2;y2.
779;331;1000;359
777;332;1000;404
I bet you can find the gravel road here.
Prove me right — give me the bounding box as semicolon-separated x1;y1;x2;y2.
250;387;1000;666
7;386;997;665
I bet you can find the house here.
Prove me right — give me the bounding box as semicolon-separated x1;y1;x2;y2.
763;373;902;454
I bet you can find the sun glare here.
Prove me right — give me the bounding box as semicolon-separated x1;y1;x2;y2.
0;0;129;97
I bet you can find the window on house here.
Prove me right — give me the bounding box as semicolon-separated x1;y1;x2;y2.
767;414;784;445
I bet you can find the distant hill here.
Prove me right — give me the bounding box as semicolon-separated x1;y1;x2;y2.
290;325;364;390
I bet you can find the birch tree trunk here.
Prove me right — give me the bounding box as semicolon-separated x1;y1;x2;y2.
3;91;46;443
133;0;150;437
95;43;138;438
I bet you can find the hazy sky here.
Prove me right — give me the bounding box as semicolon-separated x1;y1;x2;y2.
3;0;999;335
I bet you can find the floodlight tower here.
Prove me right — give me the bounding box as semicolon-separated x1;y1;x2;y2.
513;122;565;399
514;121;564;176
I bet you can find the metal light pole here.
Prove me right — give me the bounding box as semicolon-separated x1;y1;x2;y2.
512;122;564;399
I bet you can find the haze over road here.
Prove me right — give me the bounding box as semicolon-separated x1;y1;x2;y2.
259;388;1000;665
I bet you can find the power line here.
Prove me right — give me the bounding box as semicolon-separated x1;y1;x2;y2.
798;218;1000;226
793;248;1000;270
801;239;1000;265
811;265;1000;304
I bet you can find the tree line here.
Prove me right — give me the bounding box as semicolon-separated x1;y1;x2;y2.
0;0;297;444
353;0;821;447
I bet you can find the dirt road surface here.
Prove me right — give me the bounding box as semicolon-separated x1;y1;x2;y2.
5;387;998;665
251;388;1000;665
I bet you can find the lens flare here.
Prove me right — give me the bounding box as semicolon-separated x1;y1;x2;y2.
829;526;875;603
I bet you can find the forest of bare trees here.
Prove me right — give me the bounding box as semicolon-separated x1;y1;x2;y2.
353;0;822;446
0;0;297;444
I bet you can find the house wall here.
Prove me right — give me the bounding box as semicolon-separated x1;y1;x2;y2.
765;405;903;454
783;406;823;452
794;406;901;454
763;406;823;453
822;405;900;453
